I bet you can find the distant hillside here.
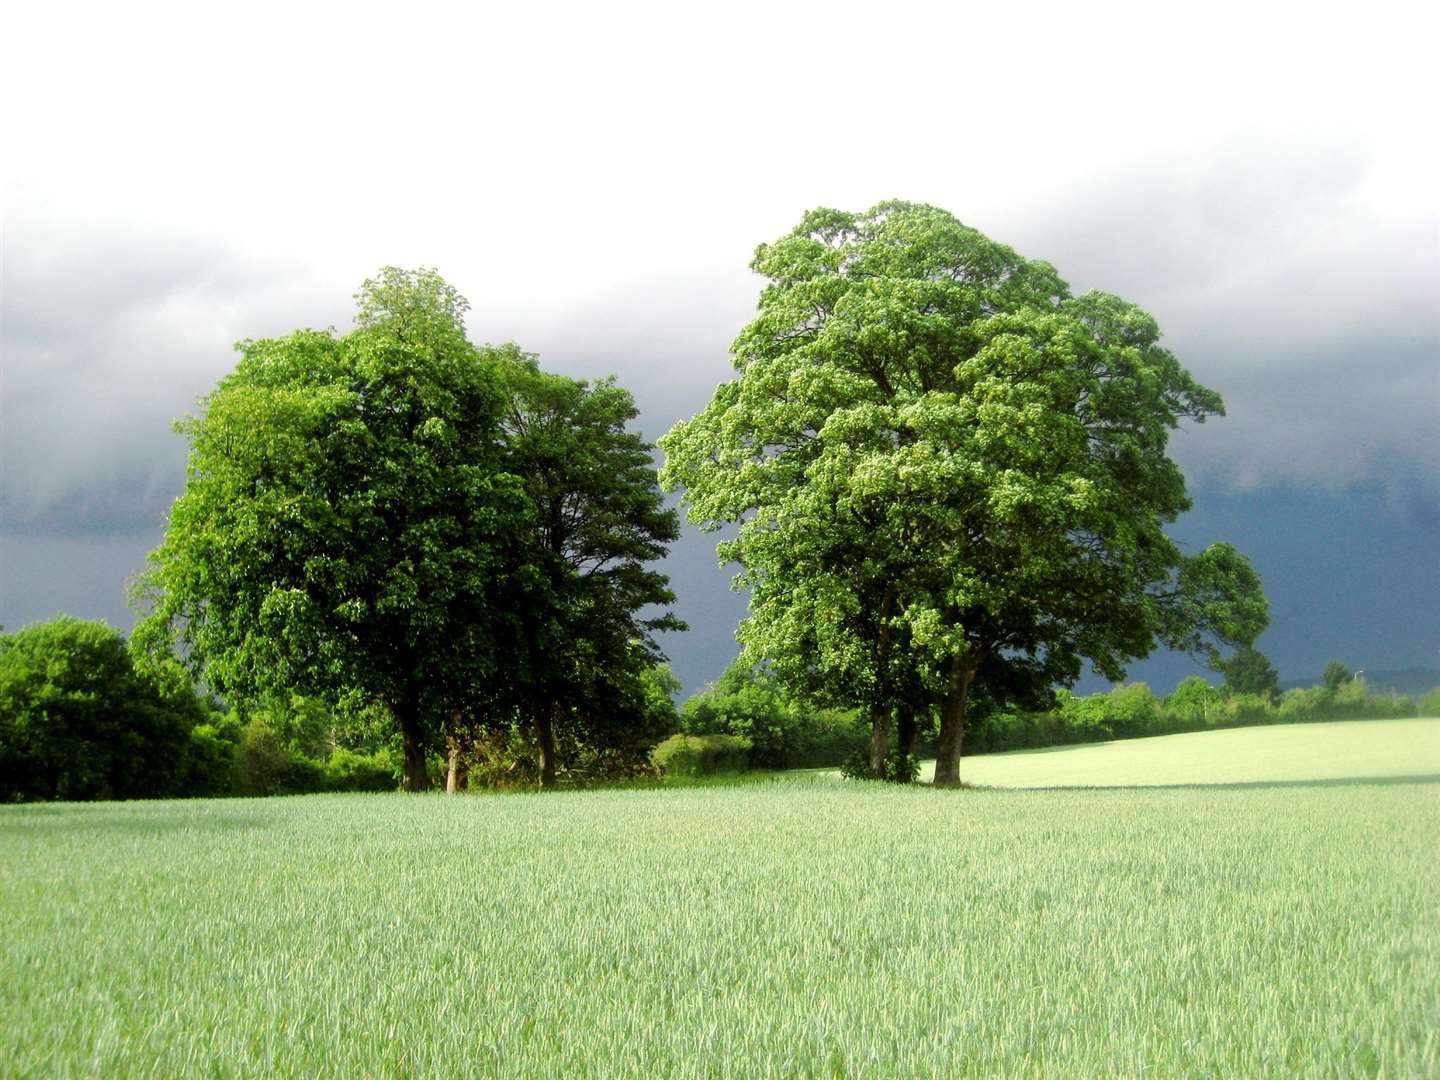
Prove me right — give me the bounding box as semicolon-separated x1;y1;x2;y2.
1281;668;1440;698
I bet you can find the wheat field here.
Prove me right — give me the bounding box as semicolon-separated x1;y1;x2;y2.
3;719;1437;1077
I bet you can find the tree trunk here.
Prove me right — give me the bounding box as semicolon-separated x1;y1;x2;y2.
933;657;974;787
535;704;557;790
445;737;468;794
399;710;429;792
867;702;891;778
896;704;918;762
866;582;899;778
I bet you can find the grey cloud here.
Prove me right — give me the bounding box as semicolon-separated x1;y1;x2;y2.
0;530;159;634
489;266;757;443
985;131;1438;498
997;132;1378;305
3;157;1435;692
1167;338;1439;497
1;218;347;534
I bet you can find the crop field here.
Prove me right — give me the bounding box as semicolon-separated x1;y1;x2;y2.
933;716;1440;788
2;720;1437;1077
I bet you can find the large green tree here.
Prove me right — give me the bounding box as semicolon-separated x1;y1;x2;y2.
660;202;1268;784
133;269;533;791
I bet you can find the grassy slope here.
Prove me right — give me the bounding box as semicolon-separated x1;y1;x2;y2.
2;720;1437;1078
947;716;1440;788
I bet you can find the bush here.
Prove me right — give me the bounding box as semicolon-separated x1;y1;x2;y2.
249;696;336;760
968;708;1068;753
1277;685;1331;721
179;723;240;797
1053;683;1163;742
1322;660;1353;693
840;746;920;783
232;718;326;796
0;617;206;802
323;747;397;792
680;659;868;768
651;734;752;778
1164;676;1223;729
1420;688;1440;717
1219;692;1274;726
963;672;1423;761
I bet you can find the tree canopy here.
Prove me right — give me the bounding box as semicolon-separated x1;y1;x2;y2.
1216;646;1282;701
490;347;684;786
660;201;1268;783
133;268;680;790
1322;659;1353;693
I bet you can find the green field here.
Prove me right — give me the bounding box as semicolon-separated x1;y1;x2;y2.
934;716;1440;788
3;720;1437;1077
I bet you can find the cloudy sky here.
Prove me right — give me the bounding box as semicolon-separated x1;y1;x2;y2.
3;0;1437;695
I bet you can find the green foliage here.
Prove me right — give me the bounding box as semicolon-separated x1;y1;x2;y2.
964;671;1422;758
1420;688;1440;716
0;617;205;802
178;723;239;798
243;695;336;760
635;665;682;734
1214;646;1280;701
650;733;752;777
1059;682;1162;739
1323;677;1414;720
225;713;398;796
661;200;1267;784
231;718;327;796
323;747;398;792
132;268;536;790
1218;692;1275;726
1322;659;1354;693
1164;675;1223;727
134;268;681;792
446;663;680;791
491;350;683;785
679;658;868;768
840;745;920;783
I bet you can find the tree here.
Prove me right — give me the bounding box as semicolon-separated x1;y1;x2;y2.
1321;659;1353;693
0;617;204;801
133;269;534;791
679;657;800;768
660;202;1268;785
1215;646;1281;701
1165;675;1222;727
493;349;684;787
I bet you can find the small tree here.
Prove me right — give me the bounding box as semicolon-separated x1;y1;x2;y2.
1215;646;1281;702
1321;659;1353;694
680;658;800;768
1165;675;1222;727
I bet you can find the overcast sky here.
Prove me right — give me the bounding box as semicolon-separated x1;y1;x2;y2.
3;0;1437;695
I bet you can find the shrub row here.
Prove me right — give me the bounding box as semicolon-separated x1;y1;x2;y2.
677;660;869;770
651;734;753;777
198;717;398;797
1;617;402;802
